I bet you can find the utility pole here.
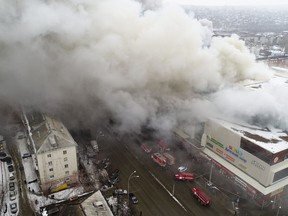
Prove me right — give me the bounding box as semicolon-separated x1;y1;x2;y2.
127;171;139;202
207;159;213;186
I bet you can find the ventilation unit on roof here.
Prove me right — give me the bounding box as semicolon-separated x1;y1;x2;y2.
49;135;57;147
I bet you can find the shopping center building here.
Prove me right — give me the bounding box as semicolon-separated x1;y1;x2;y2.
175;68;288;206
201;117;288;204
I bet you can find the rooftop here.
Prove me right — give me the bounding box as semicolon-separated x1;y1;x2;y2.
81;190;114;216
212;118;288;154
223;67;288;154
28;114;77;154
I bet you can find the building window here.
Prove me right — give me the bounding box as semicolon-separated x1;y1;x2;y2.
50;175;54;179
65;171;69;175
49;168;53;172
273;167;288;182
47;154;51;158
48;161;53;166
64;157;68;162
64;164;69;168
63;150;67;155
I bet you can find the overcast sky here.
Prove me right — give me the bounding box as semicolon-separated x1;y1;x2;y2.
164;0;288;6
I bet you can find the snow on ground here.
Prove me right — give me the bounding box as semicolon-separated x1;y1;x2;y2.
13;128;85;214
1;124;100;215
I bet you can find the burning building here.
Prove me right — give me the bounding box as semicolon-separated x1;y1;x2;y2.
199;72;288;206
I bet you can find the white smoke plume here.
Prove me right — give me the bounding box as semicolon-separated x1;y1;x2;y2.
0;0;277;134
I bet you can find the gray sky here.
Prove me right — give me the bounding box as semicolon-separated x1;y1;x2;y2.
164;0;288;6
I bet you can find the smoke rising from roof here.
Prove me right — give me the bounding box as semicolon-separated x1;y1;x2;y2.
0;0;276;133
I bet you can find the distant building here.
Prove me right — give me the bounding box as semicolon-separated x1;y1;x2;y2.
23;111;78;194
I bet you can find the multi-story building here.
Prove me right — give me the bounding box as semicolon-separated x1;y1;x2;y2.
23;112;78;194
174;69;288;205
200;72;288;205
201;118;288;203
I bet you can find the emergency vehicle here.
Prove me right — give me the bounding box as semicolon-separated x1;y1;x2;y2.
151;153;166;167
162;152;176;165
192;187;211;206
175;172;194;181
141;143;152;153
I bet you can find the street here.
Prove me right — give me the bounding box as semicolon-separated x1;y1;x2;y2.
89;126;233;216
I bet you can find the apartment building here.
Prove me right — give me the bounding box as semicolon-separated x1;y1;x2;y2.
24;112;78;194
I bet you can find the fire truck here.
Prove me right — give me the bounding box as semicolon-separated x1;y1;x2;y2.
162;152;176;165
151;153;166;167
192;187;211;206
175;172;194;181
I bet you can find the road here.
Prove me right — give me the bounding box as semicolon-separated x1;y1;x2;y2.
97;129;190;216
1;123;235;216
92;126;233;216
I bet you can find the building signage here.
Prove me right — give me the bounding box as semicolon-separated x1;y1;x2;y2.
207;136;224;148
238;163;247;170
216;148;223;156
251;160;265;171
225;153;235;162
225;145;247;163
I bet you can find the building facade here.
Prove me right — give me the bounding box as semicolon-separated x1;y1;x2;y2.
23;111;78;194
201;118;288;203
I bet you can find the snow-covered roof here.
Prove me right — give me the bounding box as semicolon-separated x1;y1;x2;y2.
81;190;114;216
223;68;288;154
29;114;77;154
213;118;288;154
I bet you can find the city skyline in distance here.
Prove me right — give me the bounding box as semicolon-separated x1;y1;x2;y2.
163;0;288;7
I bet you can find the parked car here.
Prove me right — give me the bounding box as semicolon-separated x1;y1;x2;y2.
28;179;37;184
6;158;12;166
178;166;187;172
129;193;138;204
9;172;15;181
110;169;119;178
175;172;194;181
96;158;111;170
9;182;15;191
22;153;31;159
10;202;18;214
108;175;119;185
8;165;14;172
109;170;120;185
100;183;113;192
113;189;127;196
9;191;16;201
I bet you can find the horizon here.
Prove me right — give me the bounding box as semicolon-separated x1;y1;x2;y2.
163;0;288;7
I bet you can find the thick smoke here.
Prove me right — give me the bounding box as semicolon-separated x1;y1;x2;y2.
0;0;277;134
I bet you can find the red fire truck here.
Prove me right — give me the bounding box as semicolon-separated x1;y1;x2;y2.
175;172;194;181
192;187;211;206
141;143;152;153
162;152;176;165
151;153;166;167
